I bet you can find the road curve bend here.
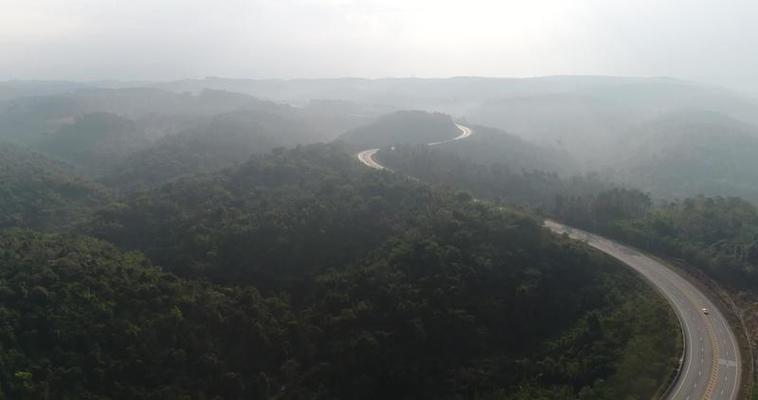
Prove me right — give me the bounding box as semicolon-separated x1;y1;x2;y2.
545;221;741;400
354;123;741;399
356;123;473;170
428;123;473;145
356;148;385;170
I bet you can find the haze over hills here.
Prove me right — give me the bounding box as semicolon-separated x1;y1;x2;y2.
9;0;758;397
426;124;579;174
6;75;749;170
6;76;758;200
157;77;758;167
337;110;461;150
0;128;684;398
0;87;380;145
101;107;365;190
0;143;109;230
0;86;383;188
608;110;758;201
0;74;757;398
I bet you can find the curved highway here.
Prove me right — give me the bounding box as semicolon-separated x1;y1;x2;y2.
355;123;742;400
356;123;472;171
356;148;385;170
428;123;473;145
545;221;740;400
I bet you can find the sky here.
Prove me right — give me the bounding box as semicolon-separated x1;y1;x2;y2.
2;0;758;91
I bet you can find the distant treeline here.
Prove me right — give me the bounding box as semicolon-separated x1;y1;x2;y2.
555;190;758;289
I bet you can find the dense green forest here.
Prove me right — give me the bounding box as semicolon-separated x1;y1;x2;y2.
0;143;109;230
0;85;696;399
338;110;460;150
554;190;758;289
99;109;336;190
375;144;609;211
378;138;758;293
610;110;758;202
38;112;151;175
0;133;680;398
423;124;578;174
0;88;376;185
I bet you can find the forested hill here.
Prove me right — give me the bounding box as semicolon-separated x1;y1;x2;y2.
337;110;460;149
0;88;276;146
554;189;758;288
610;110;758;201
375;143;609;211
38;112;151;175
0;143;109;230
385;123;579;174
66;143;679;399
0;88;378;183
0;90;681;398
99;108;345;190
0;77;752;399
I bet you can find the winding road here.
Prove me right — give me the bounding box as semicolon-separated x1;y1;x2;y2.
355;123;742;400
546;221;740;400
356;123;473;172
356;148;385;170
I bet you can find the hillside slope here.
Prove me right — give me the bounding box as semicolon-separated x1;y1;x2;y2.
80;143;679;399
101;108;345;190
0;144;109;229
426;124;578;173
338;110;460;150
611;110;758;201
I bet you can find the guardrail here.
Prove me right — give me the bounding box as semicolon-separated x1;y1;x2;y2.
654;307;687;399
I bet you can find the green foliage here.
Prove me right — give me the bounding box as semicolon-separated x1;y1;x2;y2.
554;188;653;227
1;88;367;187
81;144;679;399
377;144;610;211
0;143;110;230
87;143;442;285
0;88;685;398
38;112;150;175
615;110;758;202
557;191;758;288
339;110;460;150
424;124;577;173
100;109;338;190
0;230;297;399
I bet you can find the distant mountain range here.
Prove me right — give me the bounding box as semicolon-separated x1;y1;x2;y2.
4;76;758;200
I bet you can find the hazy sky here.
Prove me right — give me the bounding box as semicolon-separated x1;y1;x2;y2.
2;0;758;91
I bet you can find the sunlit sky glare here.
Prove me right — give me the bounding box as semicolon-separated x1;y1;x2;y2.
2;0;758;91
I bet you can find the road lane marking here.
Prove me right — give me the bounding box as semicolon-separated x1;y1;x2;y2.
543;220;741;400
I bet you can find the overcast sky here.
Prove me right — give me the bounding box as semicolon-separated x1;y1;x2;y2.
2;0;758;91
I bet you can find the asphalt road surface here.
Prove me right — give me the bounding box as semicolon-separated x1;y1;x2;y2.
356;148;385;170
356;123;472;170
545;221;740;400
